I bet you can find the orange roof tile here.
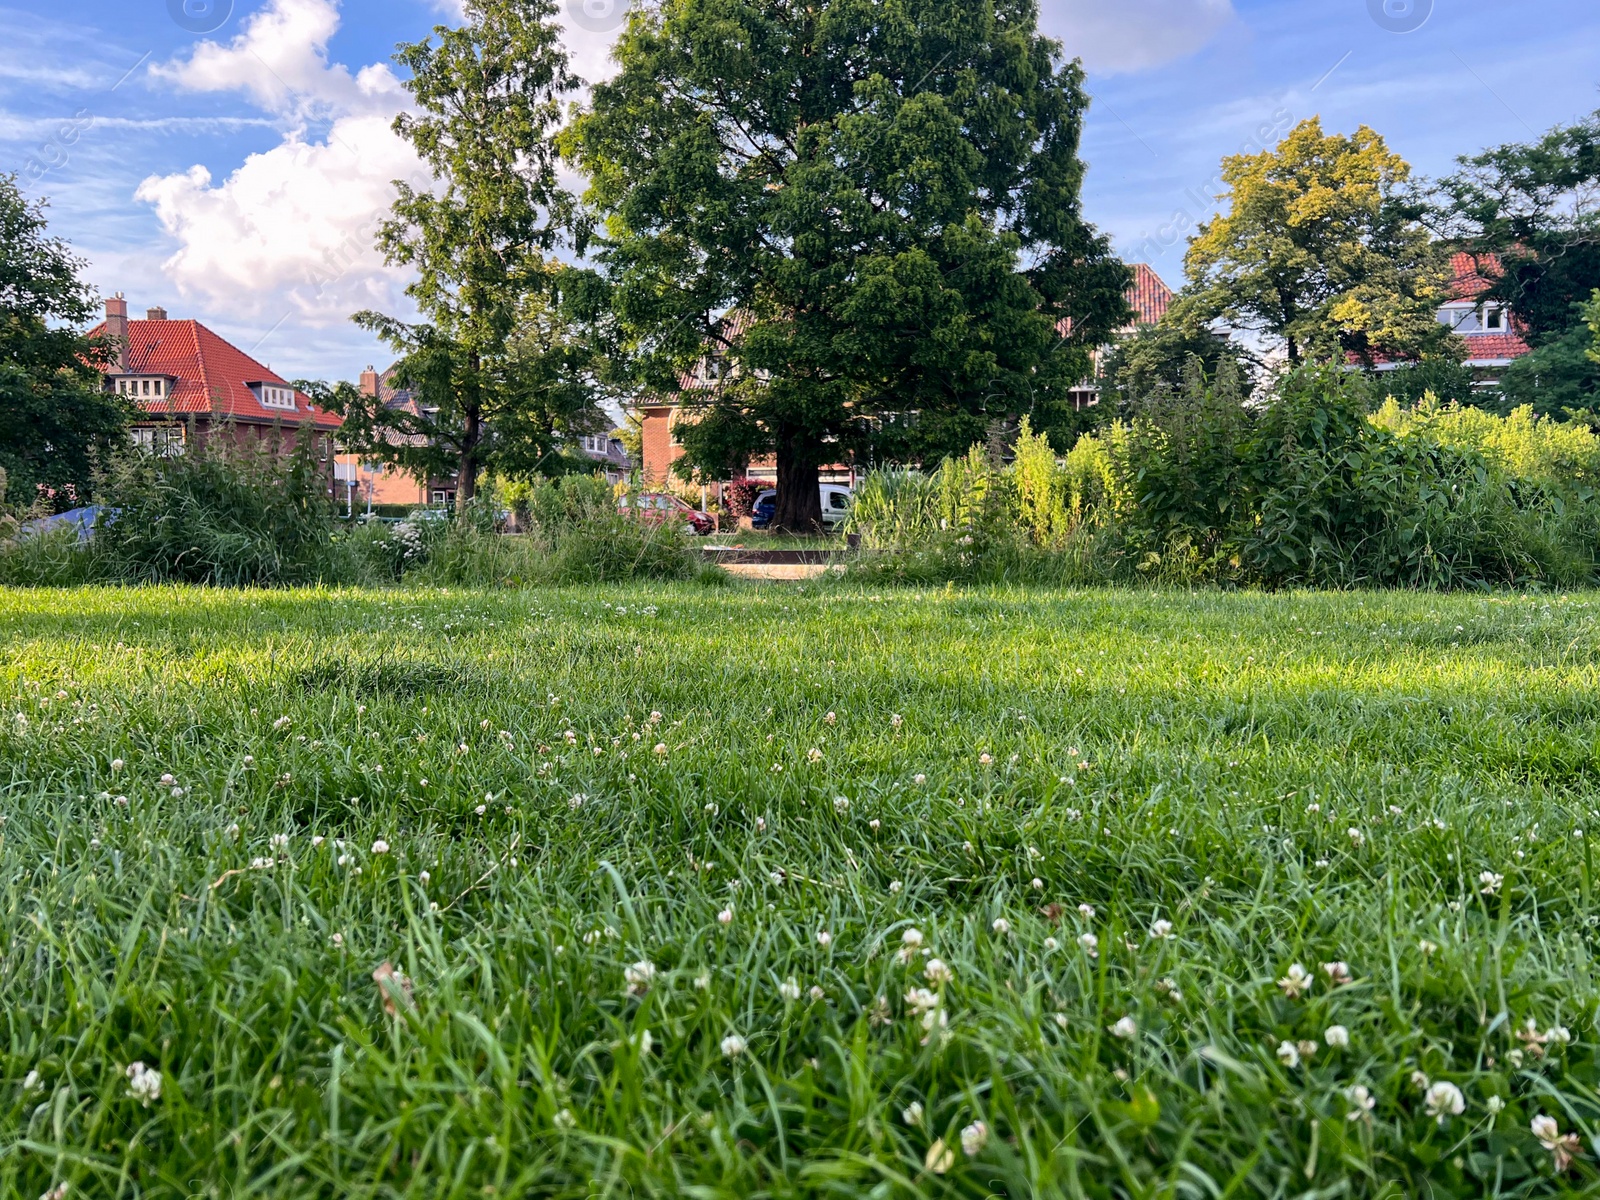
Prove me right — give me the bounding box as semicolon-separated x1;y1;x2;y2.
88;318;342;431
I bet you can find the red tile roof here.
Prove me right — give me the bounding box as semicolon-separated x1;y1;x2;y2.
88;318;342;431
1126;263;1173;326
1448;251;1501;300
1458;332;1532;362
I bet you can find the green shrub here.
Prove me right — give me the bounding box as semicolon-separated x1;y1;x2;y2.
90;429;343;587
0;526;100;586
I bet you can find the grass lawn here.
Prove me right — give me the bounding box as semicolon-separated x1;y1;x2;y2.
4;582;1600;1197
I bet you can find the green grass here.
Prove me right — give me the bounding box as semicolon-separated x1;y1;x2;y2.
4;582;1600;1197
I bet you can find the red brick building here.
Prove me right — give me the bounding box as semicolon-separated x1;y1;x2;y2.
92;296;341;471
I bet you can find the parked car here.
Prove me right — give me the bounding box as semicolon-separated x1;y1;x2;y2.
750;485;853;530
619;492;715;536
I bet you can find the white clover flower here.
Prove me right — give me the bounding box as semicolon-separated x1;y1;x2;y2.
653;743;667;756
1418;939;1439;956
1344;1084;1375;1121
1108;1016;1137;1040
1031;877;1044;891
925;1138;954;1174
1277;963;1313;999
249;857;275;870
824;711;836;725
889;880;903;895
902;1101;924;1126
717;908;734;926
890;713;903;729
905;987;939;1014
624;960;656;994
1532;1113;1581;1169
553;1108;576;1130
125;1062;162;1106
1149;919;1174;941
225;823;241;841
1324;1024;1350;1049
1347;827;1364;846
778;977;802;1002
371;840;390;855
1054;1012;1069;1029
1079;932;1099;957
1078;903;1095;919
960;1120;989;1156
568;794;586;811
1321;961;1352;986
992;918;1011;935
1486;1095;1505;1115
270;833;290;851
1424;1081;1465;1124
815;929;833;948
832;796;849;813
1276;1040;1301;1068
913;773;927;785
720;1034;747;1059
1480;871;1504;895
159;773;175;787
1043;936;1058;951
272;716;291;731
22;1069;41;1091
924;959;953;986
978;753;993;766
111;759;124;772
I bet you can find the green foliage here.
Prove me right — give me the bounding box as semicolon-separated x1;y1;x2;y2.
1184;119;1454;367
856;368;1600;589
1378;356;1485;410
343;0;593;509
6;585;1600;1196
90;427;345;587
1496;316;1600;419
1096;308;1262;411
565;0;1131;529
1432;110;1600;344
0;175;132;508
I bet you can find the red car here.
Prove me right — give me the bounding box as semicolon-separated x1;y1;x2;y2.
619;492;715;536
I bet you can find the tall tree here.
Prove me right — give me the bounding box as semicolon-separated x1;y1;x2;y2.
347;0;580;511
1431;110;1600;345
564;0;1130;530
0;176;131;510
1184;119;1453;369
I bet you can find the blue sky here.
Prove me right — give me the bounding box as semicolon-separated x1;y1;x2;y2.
5;0;1599;381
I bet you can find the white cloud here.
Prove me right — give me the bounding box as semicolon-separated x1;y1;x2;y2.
135;113;427;328
1042;0;1237;74
150;0;406;119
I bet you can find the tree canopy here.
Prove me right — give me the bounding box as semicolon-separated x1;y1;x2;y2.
1431;109;1600;346
0;175;130;510
343;0;602;507
1183;118;1454;369
564;0;1130;529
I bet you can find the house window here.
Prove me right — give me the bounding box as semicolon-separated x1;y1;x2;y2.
1484;305;1505;332
131;426;184;456
259;385;297;410
581;434;609;454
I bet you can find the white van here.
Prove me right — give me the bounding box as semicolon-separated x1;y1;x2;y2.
752;485;854;530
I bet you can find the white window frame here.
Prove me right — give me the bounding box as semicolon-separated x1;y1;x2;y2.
259;385;297;411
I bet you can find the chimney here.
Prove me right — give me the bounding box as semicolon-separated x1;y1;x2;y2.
146;306;168;321
360;364;380;397
105;293;128;373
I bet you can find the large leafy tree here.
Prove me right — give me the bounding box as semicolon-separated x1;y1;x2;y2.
1184;119;1453;369
1432;110;1600;344
564;0;1130;530
344;0;589;510
0;175;130;509
1431;111;1600;417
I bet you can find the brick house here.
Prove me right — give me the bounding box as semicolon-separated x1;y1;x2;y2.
334;365;461;510
1065;262;1176;408
1433;252;1533;384
92;295;341;478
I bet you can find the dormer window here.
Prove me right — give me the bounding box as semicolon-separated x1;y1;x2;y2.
254;384;297;410
114;376;171;398
1484;305;1506;332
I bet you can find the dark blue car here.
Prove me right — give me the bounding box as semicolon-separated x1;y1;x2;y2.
750;489;777;529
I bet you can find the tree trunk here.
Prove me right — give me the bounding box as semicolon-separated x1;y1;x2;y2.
773;432;823;533
457;402;481;515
